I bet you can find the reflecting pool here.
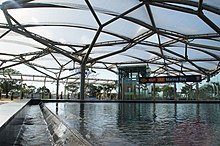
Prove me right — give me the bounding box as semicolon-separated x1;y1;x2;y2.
46;102;220;146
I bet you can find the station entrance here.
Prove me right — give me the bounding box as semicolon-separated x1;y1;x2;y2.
118;65;151;100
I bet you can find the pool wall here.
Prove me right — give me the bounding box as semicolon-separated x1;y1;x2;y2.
0;99;92;146
1;99;220;146
0;99;30;145
40;102;92;146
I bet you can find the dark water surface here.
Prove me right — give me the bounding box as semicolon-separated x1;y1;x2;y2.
46;102;220;146
15;105;54;146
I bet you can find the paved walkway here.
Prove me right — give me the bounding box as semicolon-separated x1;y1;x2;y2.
0;99;30;128
0;98;21;105
0;101;12;105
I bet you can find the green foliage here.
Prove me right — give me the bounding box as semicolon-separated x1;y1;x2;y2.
37;86;50;93
65;83;79;93
154;86;162;92
181;85;193;94
162;85;174;99
0;68;21;98
0;68;20;75
102;84;116;94
0;79;21;98
25;85;37;98
199;84;215;99
87;84;98;97
181;84;193;99
36;86;51;99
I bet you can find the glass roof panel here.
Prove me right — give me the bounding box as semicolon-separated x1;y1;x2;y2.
182;62;200;72
187;48;216;60
126;5;152;26
98;54;142;63
194;61;218;70
166;2;198;11
0;54;14;60
1;34;45;49
203;10;220;28
1;62;18;68
92;11;114;24
9;8;98;27
90;0;140;14
0;11;7;23
135;44;161;52
203;0;220;9
96;32;125;43
31;0;85;5
0;41;40;54
104;18;149;38
189;0;198;2
27;26;96;45
168;64;182;71
145;33;158;44
123;48;152;59
92;62;108;68
91;45;126;54
159;35;173;44
189;41;220;58
0;0;219;80
57;46;79;52
191;38;220;48
164;47;185;58
151;5;215;34
28;54;74;75
12;64;43;75
164;45;219;65
30;56;60;67
29;66;57;78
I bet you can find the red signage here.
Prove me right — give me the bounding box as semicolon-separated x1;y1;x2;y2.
139;75;202;83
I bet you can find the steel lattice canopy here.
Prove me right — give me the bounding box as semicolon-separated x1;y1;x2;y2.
0;0;219;81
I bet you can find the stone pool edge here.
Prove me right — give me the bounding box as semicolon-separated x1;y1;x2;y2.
0;99;30;129
40;102;93;146
0;99;30;145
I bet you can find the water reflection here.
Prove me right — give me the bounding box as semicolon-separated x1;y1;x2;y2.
15;105;54;145
46;102;220;146
56;102;58;115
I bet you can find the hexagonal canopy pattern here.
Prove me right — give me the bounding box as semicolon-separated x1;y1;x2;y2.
0;0;219;85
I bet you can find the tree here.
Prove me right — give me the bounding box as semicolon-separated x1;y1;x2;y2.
152;85;162;97
199;84;213;99
0;68;21;99
95;85;104;99
25;85;36;98
65;83;79;98
36;86;51;99
181;84;193;99
162;85;174;99
87;83;97;97
103;84;116;94
0;79;21;98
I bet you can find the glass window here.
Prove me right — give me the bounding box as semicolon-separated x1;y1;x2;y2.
151;5;215;34
203;0;220;9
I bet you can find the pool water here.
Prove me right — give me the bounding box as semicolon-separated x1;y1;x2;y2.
46;102;220;146
15;105;54;145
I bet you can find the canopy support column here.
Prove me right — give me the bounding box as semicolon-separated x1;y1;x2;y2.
80;27;102;100
80;62;86;100
196;82;199;101
153;83;156;101
56;68;62;100
20;75;24;99
174;83;177;101
56;79;59;99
